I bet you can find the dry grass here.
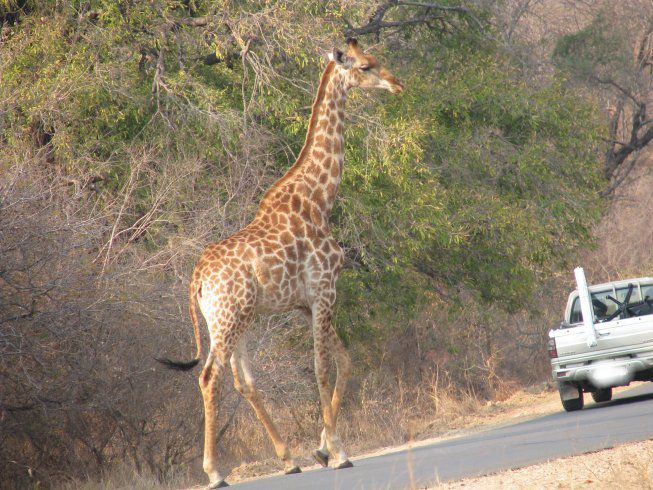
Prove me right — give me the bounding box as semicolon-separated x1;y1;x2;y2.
61;465;190;490
438;439;653;489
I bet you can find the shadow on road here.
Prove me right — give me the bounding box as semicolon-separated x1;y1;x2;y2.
586;386;653;410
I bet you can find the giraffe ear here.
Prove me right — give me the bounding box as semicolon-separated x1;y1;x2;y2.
346;37;364;58
327;49;354;68
346;38;359;49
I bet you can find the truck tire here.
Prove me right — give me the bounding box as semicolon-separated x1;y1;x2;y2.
559;384;584;412
591;387;612;403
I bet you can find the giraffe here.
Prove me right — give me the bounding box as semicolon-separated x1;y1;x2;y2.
156;38;404;489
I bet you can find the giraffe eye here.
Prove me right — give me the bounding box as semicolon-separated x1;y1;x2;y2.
360;64;371;72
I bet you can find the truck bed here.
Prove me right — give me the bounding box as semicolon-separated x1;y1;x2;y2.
555;316;653;363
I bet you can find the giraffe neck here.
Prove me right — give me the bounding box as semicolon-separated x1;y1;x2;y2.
257;61;348;226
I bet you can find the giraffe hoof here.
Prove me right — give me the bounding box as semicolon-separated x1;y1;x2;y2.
208;480;229;489
285;466;302;474
335;459;354;470
312;449;329;467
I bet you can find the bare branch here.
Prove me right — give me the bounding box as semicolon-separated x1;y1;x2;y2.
344;0;485;39
601;149;641;197
591;76;640;104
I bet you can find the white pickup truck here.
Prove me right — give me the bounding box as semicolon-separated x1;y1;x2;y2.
548;268;653;411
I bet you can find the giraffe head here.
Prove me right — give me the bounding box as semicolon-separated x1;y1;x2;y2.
328;38;404;94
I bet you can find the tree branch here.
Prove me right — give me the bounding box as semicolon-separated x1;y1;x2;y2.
344;0;484;38
601;149;641;197
591;76;640;105
603;95;653;192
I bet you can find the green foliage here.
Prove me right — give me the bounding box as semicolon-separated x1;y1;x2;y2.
334;40;603;333
0;1;604;363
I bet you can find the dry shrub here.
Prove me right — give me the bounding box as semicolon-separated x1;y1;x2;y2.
0;173;565;487
586;163;653;281
1;166;107;487
0;164;205;488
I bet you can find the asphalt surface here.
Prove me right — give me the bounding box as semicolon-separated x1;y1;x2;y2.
230;383;653;489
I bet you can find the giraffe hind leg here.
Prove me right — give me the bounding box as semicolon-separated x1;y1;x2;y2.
230;336;301;474
199;312;251;488
199;347;229;488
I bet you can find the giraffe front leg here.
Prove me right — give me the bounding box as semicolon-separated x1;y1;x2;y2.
199;352;229;488
312;306;352;469
314;324;352;469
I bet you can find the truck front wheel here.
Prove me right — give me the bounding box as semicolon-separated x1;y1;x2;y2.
558;382;584;412
591;387;613;403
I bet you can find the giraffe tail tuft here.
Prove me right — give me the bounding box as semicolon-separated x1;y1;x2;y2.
155;273;204;372
154;357;200;371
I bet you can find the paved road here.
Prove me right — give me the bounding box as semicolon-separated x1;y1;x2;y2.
230;383;653;489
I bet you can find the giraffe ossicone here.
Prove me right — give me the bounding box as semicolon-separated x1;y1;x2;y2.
156;38;404;489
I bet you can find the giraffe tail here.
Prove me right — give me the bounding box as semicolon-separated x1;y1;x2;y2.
155;278;203;371
154;356;200;371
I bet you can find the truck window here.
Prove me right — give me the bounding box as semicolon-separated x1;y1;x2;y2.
570;297;582;324
591;289;618;321
615;285;642;303
570;284;653;324
569;289;616;324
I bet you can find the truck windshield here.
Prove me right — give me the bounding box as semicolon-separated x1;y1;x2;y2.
570;283;653;324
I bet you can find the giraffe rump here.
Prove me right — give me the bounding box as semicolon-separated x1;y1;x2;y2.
155;356;200;371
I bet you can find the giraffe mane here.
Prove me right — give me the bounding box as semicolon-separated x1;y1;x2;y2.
259;60;337;203
296;60;336;166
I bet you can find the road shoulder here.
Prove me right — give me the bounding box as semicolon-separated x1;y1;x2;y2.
438;438;653;489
